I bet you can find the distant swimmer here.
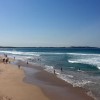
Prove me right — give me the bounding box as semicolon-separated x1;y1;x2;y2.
54;69;56;74
61;67;63;72
78;68;81;71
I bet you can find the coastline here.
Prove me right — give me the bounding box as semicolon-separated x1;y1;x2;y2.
17;61;94;100
0;62;49;100
0;57;94;100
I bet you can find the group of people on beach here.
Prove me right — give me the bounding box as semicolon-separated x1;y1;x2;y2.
3;58;9;63
2;54;10;64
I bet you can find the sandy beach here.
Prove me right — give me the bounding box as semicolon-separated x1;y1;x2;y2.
0;58;94;100
0;63;49;100
0;0;99;99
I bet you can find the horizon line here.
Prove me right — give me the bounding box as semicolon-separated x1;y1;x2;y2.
0;46;99;48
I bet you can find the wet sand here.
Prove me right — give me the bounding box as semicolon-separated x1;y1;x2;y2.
0;63;49;100
17;61;94;100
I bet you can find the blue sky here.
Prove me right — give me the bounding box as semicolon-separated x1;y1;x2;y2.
0;0;100;47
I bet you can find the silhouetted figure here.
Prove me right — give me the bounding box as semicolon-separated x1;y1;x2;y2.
54;69;56;74
18;65;20;69
3;58;5;63
78;68;80;71
27;61;28;64
61;67;63;72
4;54;7;57
5;58;9;63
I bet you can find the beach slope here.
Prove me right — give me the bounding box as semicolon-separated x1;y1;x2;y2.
0;63;49;100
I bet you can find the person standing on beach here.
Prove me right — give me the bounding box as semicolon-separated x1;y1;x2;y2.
27;61;28;64
5;58;9;64
18;65;20;69
3;58;5;63
4;54;7;58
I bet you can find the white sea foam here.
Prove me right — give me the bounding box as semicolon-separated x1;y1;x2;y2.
0;50;68;58
37;52;67;55
43;65;92;88
73;80;91;87
68;53;100;70
0;50;40;56
0;51;22;55
68;60;79;63
44;65;54;73
87;91;97;100
67;53;100;56
68;59;100;70
97;66;100;69
57;72;92;87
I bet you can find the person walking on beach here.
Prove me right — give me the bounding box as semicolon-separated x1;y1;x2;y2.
18;65;21;69
27;61;28;64
4;54;7;58
3;58;5;63
5;58;9;64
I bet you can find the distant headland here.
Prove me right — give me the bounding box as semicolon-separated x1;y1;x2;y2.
0;46;99;49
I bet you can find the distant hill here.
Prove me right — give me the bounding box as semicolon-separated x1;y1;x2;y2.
0;46;99;49
69;46;100;49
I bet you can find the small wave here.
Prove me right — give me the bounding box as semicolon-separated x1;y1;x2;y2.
67;53;100;70
43;65;92;88
68;60;79;63
87;91;97;100
57;73;91;87
0;50;40;56
97;66;100;69
36;52;67;55
67;53;100;56
0;50;68;57
68;52;100;70
44;65;54;73
0;51;22;55
73;80;91;87
68;58;100;70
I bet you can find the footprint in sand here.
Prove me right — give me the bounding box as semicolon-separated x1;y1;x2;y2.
0;96;12;100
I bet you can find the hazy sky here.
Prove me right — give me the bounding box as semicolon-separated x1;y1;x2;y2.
0;0;100;47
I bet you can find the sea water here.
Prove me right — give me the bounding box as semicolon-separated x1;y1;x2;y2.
0;47;100;100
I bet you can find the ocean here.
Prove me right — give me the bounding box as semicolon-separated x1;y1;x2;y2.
0;47;100;100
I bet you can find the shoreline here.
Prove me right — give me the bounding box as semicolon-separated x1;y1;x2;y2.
0;55;95;100
16;60;94;100
0;62;49;100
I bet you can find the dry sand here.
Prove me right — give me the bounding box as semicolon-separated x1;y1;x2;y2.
0;63;49;100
